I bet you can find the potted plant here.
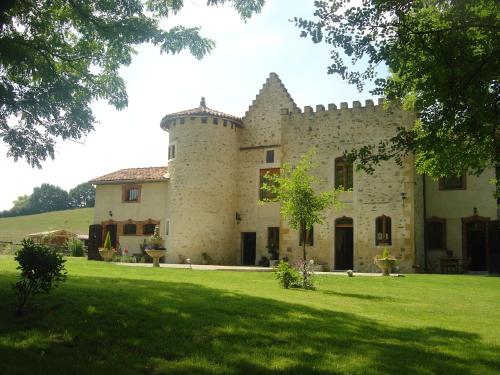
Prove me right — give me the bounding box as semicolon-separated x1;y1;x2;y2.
144;226;166;267
374;248;397;276
98;232;115;261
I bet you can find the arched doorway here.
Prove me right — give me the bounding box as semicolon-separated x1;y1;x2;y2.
335;217;353;270
462;216;489;271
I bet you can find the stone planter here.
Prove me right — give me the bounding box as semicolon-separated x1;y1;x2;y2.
145;249;167;267
374;258;396;276
98;248;115;262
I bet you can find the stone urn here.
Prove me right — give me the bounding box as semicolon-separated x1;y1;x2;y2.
145;249;167;267
374;258;396;276
98;248;115;262
146;225;166;267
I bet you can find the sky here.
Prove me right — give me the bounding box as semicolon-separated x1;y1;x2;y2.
0;0;383;211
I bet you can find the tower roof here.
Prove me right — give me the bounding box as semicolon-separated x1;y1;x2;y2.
160;97;243;130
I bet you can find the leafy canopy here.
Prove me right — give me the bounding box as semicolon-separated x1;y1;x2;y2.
0;0;264;167
295;0;499;182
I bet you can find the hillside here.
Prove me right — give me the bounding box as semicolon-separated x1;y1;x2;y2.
0;208;93;243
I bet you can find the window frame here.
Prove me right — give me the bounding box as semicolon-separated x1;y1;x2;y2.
439;172;466;190
259;168;280;201
123;223;137;236
122;184;141;203
266;149;275;164
168;142;177;161
299;224;314;246
143;223;156;235
426;216;447;251
375;215;392;246
334;157;353;189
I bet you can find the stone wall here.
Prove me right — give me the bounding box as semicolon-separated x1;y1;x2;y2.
166;115;239;265
280;101;417;272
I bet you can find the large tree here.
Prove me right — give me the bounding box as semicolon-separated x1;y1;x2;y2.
28;183;69;213
0;0;264;167
68;182;95;208
295;0;499;211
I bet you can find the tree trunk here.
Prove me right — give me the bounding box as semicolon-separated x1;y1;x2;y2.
302;222;307;261
496;134;500;220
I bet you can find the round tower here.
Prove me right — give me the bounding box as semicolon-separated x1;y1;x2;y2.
160;98;241;264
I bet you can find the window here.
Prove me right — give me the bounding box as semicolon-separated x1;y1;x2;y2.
299;224;314;246
123;223;136;235
223;120;228;127
426;217;446;250
335;157;353;189
213;117;219;125
143;223;156;235
439;173;466;190
123;185;141;202
375;215;391;245
165;220;169;236
180;118;185;124
266;150;275;163
259;168;280;200
201;117;207;124
168;143;176;160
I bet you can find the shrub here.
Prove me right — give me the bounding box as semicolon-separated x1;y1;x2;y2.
66;237;84;257
275;260;300;289
13;239;67;316
296;260;316;290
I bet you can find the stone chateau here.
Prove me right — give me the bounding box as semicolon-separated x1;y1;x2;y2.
89;73;499;273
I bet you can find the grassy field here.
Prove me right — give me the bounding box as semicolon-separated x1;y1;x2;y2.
0;208;93;243
0;257;499;375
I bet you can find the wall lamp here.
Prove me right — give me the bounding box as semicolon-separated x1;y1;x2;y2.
109;210;113;217
235;212;242;224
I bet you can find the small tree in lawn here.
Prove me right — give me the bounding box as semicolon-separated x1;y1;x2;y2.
260;149;343;261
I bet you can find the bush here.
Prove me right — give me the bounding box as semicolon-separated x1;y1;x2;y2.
296;260;316;290
275;260;300;289
13;239;67;315
66;237;84;257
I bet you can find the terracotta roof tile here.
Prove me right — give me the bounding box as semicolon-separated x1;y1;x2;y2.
90;167;168;184
160;97;243;130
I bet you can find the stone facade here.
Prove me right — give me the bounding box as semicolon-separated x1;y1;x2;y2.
91;73;497;272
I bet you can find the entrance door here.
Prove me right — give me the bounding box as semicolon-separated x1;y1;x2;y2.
465;220;488;271
267;227;279;259
104;224;118;249
335;217;353;270
88;224;102;260
242;232;256;265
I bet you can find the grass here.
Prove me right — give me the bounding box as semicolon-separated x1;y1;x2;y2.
0;208;93;243
0;257;499;375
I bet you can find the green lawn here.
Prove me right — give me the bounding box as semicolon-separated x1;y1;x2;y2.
0;257;499;375
0;208;93;243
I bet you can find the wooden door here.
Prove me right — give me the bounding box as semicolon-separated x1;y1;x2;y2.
242;232;256;265
88;224;102;260
489;220;500;274
335;217;354;270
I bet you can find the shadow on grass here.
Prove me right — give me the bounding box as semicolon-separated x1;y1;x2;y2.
321;290;398;302
0;273;498;375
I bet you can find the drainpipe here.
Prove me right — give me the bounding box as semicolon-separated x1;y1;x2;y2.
423;174;428;272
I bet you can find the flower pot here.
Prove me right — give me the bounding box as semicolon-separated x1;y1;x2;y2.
145;249;167;267
98;248;115;262
375;258;396;276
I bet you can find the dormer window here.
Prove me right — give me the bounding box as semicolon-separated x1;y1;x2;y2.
266;150;275;163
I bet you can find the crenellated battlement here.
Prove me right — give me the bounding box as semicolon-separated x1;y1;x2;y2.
281;98;385;117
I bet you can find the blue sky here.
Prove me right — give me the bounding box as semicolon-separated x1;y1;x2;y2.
0;0;383;210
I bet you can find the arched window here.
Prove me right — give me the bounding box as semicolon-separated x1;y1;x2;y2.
335;157;353;189
375;215;391;246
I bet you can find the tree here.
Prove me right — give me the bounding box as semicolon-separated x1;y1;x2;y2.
295;0;500;213
260;149;342;260
68;182;95;208
29;183;69;213
0;0;264;167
